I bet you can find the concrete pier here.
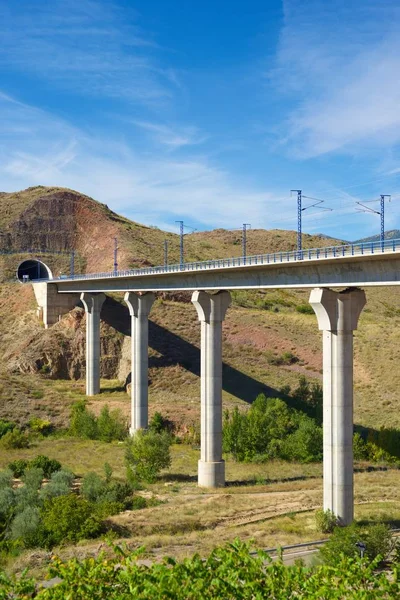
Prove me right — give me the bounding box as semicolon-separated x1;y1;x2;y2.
192;290;231;488
124;292;155;434
310;287;366;525
80;292;106;396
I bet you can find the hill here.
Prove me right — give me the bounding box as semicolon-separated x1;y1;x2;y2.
0;186;344;278
354;229;400;244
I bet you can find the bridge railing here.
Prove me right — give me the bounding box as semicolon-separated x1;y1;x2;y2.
34;237;400;283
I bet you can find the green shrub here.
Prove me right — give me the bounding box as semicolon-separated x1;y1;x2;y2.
296;303;315;314
125;430;172;483
39;495;103;547
29;455;62;478
315;509;337;533
223;394;323;463
281;415;323;463
29;418;53;436
21;467;43;491
97;405;127;442
104;462;113;484
280;351;299;365
9;506;41;548
69;400;98;439
81;472;105;503
131;495;147;510
353;432;368;460
320;522;395;565
149;412;169;434
69;401;127;442
0;420;15;439
40;470;74;501
0;429;29;449
8;459;29;478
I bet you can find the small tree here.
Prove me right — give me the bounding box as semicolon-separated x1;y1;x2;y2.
125;430;172;483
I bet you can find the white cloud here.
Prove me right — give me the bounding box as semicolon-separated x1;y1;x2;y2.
0;0;177;105
0;92;286;230
133;121;207;150
274;0;400;158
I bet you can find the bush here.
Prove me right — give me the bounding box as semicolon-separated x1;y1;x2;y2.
0;420;15;439
125;430;172;483
21;467;43;491
149;412;169;434
296;303;315;314
315;509;337;533
281;415;323;463
9;506;41;548
97;405;127;442
0;429;29;449
69;401;127;442
39;495;103;547
320;522;395;565
8;459;29;478
223;394;322;463
69;400;98;439
131;495;147;510
29;418;53;436
81;472;105;503
353;432;368;460
29;455;62;478
40;470;74;501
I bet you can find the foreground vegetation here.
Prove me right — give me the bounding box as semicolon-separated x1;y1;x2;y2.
1;538;400;599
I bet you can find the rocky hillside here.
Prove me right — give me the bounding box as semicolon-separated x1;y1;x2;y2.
0;186;343;277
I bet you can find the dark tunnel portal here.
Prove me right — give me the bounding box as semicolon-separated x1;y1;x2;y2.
17;260;52;282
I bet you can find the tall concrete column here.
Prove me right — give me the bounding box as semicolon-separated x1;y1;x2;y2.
192;290;231;488
80;293;106;396
310;287;366;525
124;292;155;434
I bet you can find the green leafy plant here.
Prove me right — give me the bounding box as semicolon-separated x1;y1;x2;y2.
315;509;337;533
29;455;62;478
320;522;396;565
0;420;15;439
0;429;29;449
125;430;172;483
97;405;127;442
7;459;29;478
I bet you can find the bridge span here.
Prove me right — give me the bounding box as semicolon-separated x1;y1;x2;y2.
30;238;400;526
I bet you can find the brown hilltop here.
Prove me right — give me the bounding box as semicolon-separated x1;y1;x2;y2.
0;186;345;276
0;186;177;273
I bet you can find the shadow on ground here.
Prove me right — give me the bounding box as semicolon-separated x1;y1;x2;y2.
101;296;282;405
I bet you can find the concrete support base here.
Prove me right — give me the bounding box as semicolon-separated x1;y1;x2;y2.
124;292;155;434
192;290;231;488
32;282;79;328
81;292;106;396
198;460;225;488
310;287;366;525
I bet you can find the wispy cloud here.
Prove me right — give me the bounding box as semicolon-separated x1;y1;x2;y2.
273;0;400;158
0;0;177;105
0;93;285;230
133;121;207;150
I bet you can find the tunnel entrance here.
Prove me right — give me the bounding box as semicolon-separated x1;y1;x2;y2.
17;260;53;282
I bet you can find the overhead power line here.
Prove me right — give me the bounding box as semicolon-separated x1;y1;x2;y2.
291;190;333;253
356;194;391;249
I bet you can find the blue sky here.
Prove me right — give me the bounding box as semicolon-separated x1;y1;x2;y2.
1;0;400;240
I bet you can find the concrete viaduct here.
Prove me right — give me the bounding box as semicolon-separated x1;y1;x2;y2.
30;239;400;526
